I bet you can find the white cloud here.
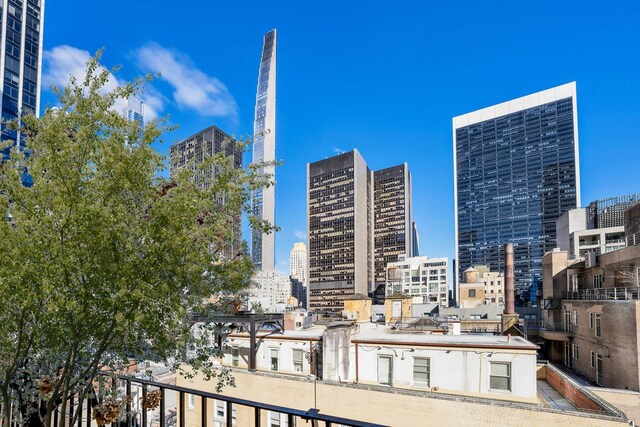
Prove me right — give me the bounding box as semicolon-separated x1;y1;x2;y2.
133;43;237;118
293;229;306;240
42;45;164;121
332;147;345;154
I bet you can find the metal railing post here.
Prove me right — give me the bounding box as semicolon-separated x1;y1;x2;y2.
226;401;233;427
159;387;166;427
179;391;185;427
141;385;147;427
126;379;132;427
254;407;260;427
201;396;207;427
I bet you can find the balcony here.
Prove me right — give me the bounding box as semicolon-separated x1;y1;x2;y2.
1;374;387;427
563;287;640;301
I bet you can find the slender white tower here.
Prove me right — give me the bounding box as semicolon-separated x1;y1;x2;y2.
251;29;277;271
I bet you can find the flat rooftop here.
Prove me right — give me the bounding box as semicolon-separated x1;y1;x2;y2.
237;322;538;350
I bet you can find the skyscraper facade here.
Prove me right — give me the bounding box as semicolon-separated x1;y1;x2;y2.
454;82;580;297
251;29;277;271
123;96;144;143
0;0;45;159
307;150;373;312
169;125;243;258
373;164;413;288
289;241;307;283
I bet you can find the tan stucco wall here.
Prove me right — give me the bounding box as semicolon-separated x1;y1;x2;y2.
590;388;640;425
344;299;372;321
385;297;412;323
176;368;627;427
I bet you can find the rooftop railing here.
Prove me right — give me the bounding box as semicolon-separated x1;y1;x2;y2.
1;374;387;427
563;286;640;301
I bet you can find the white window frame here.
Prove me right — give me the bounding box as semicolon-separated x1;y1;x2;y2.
571;344;579;360
377;355;393;386
292;349;304;373
489;362;511;392
590;351;595;368
270;348;279;371
231;346;239;367
187;393;195;410
595;313;602;338
412;357;430;388
572;310;577;326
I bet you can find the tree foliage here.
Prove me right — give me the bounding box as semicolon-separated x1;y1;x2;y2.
0;54;274;426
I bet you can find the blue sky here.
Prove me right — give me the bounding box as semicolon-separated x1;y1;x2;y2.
42;1;640;274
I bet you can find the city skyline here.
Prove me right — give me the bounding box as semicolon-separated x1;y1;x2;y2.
39;1;640;276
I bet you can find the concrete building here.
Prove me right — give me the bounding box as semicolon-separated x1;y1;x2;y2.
385;255;449;307
250;29;277;272
176;320;632;426
289;276;307;310
0;0;45;162
289;242;307;282
307;150;373;312
373;164;413;293
246;270;292;313
454;83;580;298
625;203;640;246
458;265;505;308
540;243;640;390
555;196;640;259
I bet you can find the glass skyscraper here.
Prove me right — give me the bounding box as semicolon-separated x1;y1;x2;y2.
454;83;580;297
0;0;45;160
251;29;277;271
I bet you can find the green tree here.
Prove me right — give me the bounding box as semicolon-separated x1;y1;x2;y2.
0;54;275;427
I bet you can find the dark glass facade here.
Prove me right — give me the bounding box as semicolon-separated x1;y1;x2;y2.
373;164;412;287
1;0;44;159
169;125;243;259
455;95;578;294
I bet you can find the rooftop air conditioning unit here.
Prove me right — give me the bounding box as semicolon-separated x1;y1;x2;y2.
585;251;597;268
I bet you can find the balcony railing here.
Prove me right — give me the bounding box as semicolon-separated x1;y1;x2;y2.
1;375;387;427
563;287;640;301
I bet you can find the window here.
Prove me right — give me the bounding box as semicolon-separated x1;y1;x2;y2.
214;401;236;427
590;351;595;368
468;289;476;297
489;362;511;391
268;411;289;427
593;274;603;289
589;312;594;329
596;354;603;385
571;344;579;360
231;346;239;367
413;357;430;387
270;348;279;371
377;355;393;386
292;349;303;372
595;313;601;337
187;394;195;410
572;310;577;326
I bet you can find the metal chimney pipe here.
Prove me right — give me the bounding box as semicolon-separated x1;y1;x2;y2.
504;243;515;315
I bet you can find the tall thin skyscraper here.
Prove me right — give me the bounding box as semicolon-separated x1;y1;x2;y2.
0;0;45;160
307;150;373;312
373;164;413;289
251;29;277;271
454;82;580;298
123;96;144;142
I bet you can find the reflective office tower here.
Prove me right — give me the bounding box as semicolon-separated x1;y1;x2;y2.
123;96;144;142
0;0;45;160
289;242;307;283
586;194;640;229
373;164;413;291
251;29;277;271
412;220;420;257
454;83;580;297
307;150;373;312
169;125;243;258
